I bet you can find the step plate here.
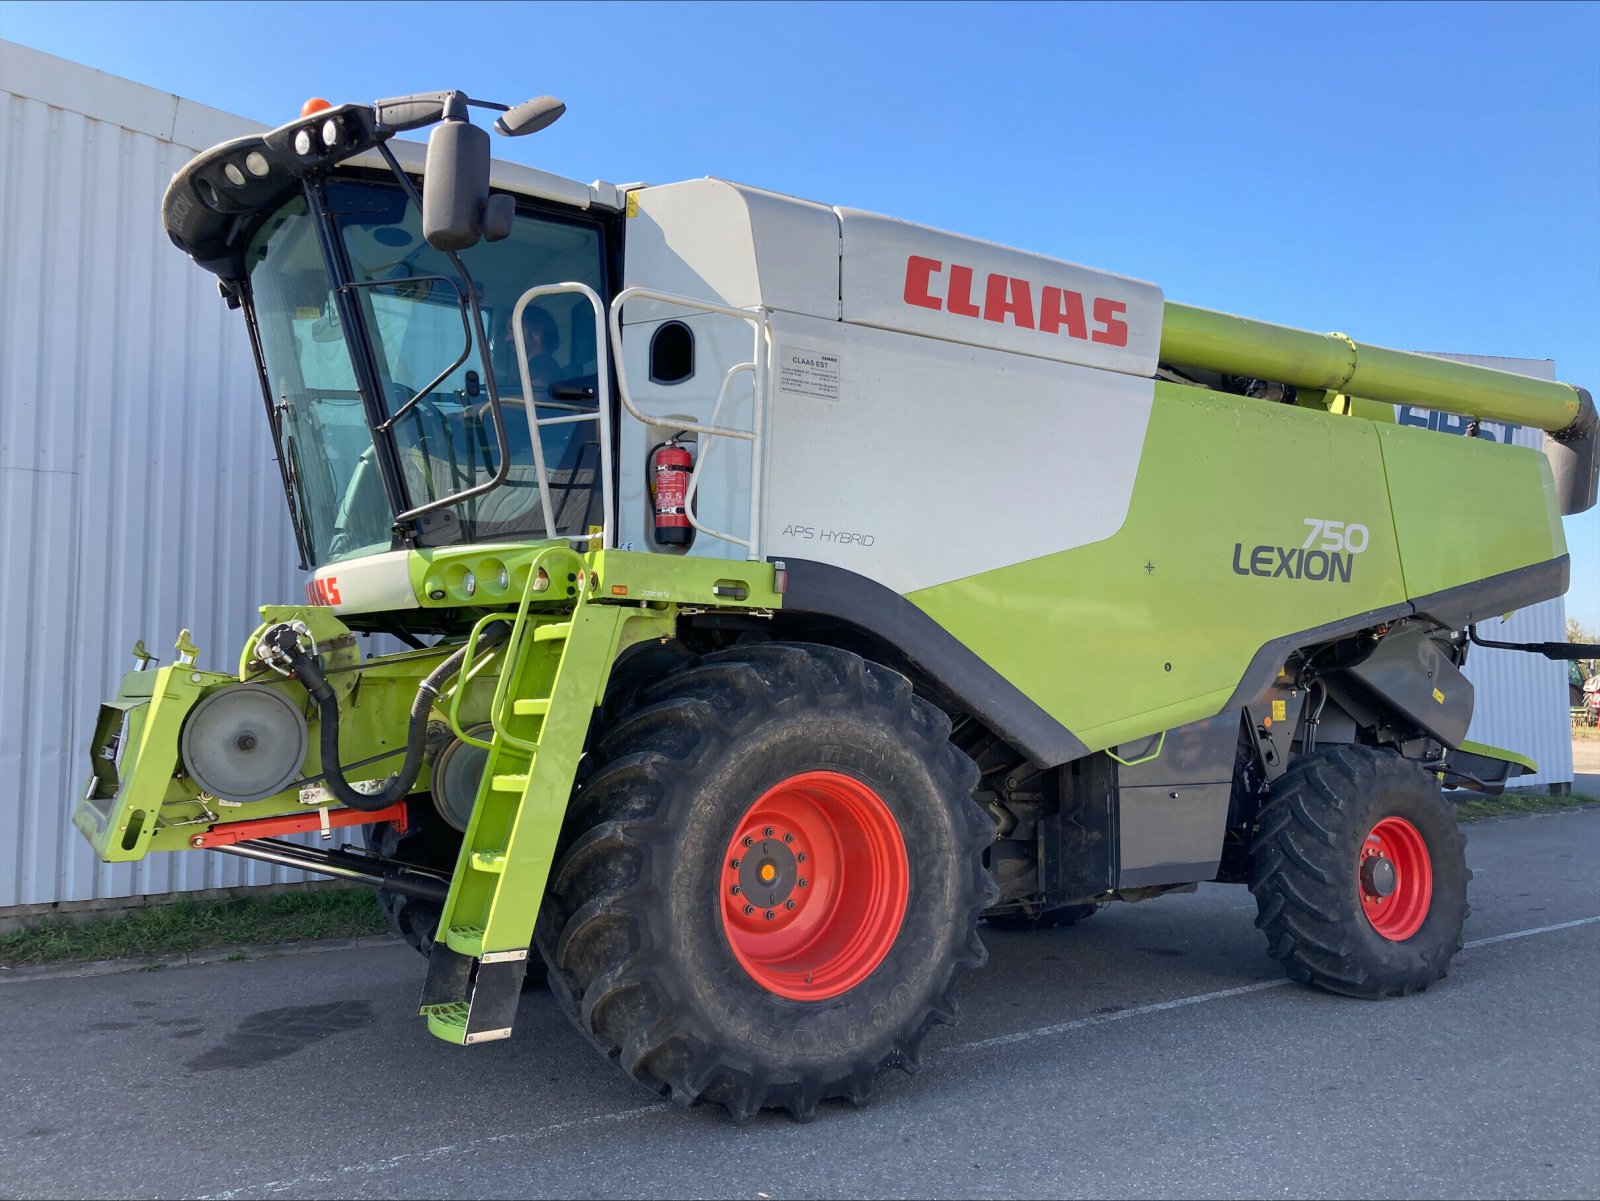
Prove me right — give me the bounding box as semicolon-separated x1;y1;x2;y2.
419;943;528;1044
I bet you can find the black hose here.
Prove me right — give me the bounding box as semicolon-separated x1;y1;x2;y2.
266;621;511;812
1467;624;1600;661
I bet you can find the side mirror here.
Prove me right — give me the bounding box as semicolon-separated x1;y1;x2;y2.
494;96;565;137
422;118;491;252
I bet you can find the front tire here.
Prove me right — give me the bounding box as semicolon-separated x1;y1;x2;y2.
535;643;996;1121
1249;745;1468;998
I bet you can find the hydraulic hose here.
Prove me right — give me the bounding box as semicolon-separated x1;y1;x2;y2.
262;621;512;812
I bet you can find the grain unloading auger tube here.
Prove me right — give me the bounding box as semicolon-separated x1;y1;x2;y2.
1159;301;1597;514
71;84;1599;1121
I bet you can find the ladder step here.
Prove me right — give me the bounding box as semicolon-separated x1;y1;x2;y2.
422;1001;470;1030
470;850;507;874
445;925;486;957
532;622;572;643
491;773;529;792
511;697;551;716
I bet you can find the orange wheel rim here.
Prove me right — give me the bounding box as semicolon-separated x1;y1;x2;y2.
719;770;909;1001
1359;816;1433;941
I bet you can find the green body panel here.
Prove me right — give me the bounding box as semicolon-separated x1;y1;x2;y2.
908;380;1558;753
77;555;776;875
1161;302;1583;433
404;544;784;611
77;620;474;860
409;542;579;610
75;654;235;861
1456;739;1537;774
1376;423;1566;598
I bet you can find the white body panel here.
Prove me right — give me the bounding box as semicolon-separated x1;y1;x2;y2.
837;209;1163;378
760;314;1154;594
615;178;1163;583
306;549;419;614
622;179;840;321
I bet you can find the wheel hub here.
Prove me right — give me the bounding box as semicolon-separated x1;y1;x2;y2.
1360;854;1397;898
735;837;800;910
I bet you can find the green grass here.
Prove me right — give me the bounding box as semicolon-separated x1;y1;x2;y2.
1451;791;1597;823
0;887;389;967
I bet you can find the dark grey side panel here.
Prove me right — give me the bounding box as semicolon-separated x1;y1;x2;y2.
1344;626;1474;746
1410;555;1569;630
778;559;1089;767
1225;555;1569;710
1224;600;1414;711
1114;711;1238;889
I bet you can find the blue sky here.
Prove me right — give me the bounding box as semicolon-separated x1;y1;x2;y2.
3;0;1597;628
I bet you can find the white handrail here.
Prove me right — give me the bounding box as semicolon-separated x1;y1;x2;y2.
511;282;614;548
607;286;768;560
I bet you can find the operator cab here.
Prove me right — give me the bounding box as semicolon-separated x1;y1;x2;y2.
163;92;619;572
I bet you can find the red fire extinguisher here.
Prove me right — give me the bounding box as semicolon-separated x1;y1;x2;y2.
650;439;693;545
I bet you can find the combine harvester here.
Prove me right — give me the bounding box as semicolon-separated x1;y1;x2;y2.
78;90;1597;1119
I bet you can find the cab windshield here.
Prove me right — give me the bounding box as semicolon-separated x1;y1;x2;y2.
245;179;605;566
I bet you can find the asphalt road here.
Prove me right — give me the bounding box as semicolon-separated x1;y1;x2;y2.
3;809;1597;1201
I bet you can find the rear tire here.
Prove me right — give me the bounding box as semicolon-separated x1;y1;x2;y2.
535;642;996;1121
1249;745;1468;998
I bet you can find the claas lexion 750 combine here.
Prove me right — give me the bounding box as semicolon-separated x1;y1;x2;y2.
77;89;1597;1120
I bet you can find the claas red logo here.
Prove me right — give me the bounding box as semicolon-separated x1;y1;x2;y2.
305;576;342;606
902;255;1128;348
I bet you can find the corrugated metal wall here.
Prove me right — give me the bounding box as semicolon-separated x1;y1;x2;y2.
0;42;316;906
1399;352;1574;791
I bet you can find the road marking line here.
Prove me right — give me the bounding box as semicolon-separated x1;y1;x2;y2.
197;1104;668;1200
197;913;1600;1197
946;979;1291;1053
947;912;1600;1055
1464;913;1600;948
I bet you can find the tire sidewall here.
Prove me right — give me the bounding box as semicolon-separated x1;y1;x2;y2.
646;701;970;1074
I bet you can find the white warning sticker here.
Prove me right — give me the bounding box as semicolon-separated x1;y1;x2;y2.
778;345;840;401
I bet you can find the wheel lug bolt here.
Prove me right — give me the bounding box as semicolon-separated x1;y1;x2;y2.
798;878;808;888
785;899;797;910
731;858;741;869
743;904;755;915
783;833;795;844
763;826;774;837
743;836;754;848
764;910;776;921
730;885;741;895
796;853;807;863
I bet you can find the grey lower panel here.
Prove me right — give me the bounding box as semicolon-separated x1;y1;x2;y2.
1116;782;1232;889
1411;555;1570;630
1116;711;1239;789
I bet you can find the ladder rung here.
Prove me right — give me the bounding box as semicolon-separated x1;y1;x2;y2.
512;697;552;716
470;850;507;874
445;925;486;957
533;622;572;643
422;1001;469;1029
491;773;529;792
